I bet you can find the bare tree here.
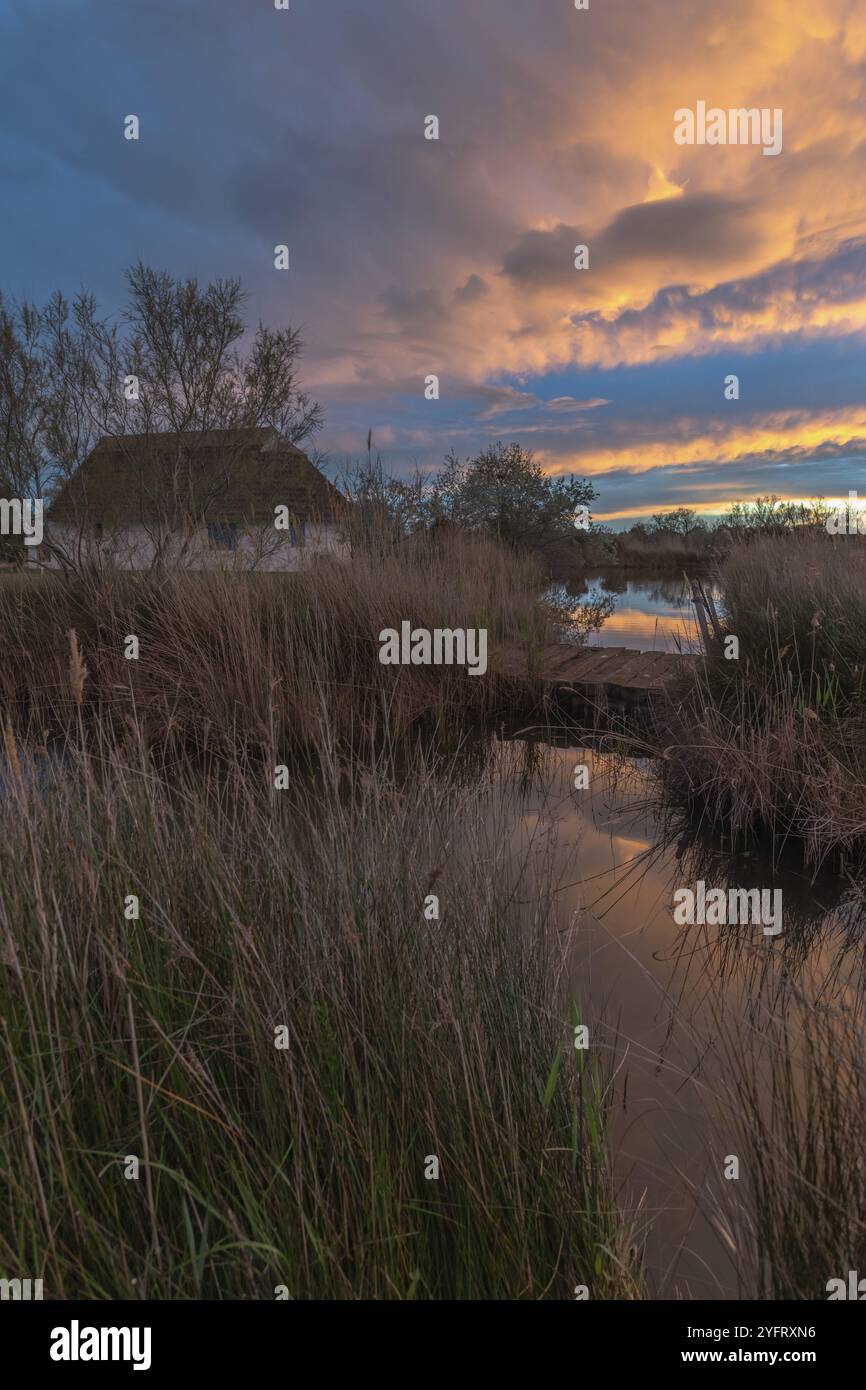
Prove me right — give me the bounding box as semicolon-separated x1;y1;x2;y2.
0;264;323;573
338;434;430;557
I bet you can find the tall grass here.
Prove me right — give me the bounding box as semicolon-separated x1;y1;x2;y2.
613;530;716;567
0;534;644;1298
727;1001;866;1299
0;720;641;1299
657;534;866;866
638;827;866;1299
691;942;866;1301
0;534;579;757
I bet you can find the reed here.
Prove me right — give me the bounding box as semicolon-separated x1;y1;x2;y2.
657;533;866;866
0;720;641;1299
0;534;580;758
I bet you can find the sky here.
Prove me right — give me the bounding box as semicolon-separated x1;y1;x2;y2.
2;0;866;525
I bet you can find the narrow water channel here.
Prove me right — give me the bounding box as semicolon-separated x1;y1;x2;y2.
491;733;864;1299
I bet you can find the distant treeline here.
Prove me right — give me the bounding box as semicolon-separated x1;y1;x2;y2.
579;497;837;568
343;450;840;574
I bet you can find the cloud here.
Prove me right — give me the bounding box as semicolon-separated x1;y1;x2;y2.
470;387;611;420
379;285;445;330
454;274;488;304
500;196;766;295
2;0;866;518
546;397;611;412
473;385;541;418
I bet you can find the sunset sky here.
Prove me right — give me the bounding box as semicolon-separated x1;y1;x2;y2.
2;0;866;523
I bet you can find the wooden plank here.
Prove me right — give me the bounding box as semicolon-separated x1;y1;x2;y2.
497;641;701;696
647;656;700;689
592;649;665;687
633;650;677;676
555;648;632;682
627;652;699;689
540;643;598;677
555;648;667;687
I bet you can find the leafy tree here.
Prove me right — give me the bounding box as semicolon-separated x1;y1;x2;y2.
429;441;597;557
721;495;829;534
650;507;703;536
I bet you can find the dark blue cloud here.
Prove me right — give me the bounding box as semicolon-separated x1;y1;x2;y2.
2;0;865;521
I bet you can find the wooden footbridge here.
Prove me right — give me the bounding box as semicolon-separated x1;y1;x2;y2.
499;642;701;704
500;577;714;706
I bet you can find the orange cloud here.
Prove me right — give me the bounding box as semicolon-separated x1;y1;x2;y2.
538;406;866;477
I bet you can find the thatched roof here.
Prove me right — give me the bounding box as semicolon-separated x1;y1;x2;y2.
48;427;346;528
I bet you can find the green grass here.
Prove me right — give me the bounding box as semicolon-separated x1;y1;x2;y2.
0;726;641;1299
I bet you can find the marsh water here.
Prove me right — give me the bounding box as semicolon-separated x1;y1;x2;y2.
559;570;723;651
8;570;861;1299
493;570;863;1298
493;734;863;1298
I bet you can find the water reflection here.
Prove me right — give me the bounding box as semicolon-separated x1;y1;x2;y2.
490;735;865;1299
551;571;725;652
